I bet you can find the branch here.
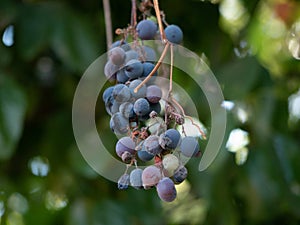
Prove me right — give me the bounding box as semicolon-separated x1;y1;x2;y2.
103;0;113;50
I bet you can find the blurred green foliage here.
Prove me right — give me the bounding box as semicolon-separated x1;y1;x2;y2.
0;0;300;224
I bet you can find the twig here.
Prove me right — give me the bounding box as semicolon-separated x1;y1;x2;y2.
131;0;137;27
134;42;170;93
169;44;174;93
103;0;113;50
170;97;207;139
153;0;166;41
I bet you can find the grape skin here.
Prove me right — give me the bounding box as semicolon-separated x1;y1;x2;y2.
118;174;130;190
137;149;154;162
136;20;157;40
130;168;143;189
142;46;157;62
133;98;150;116
110;112;129;135
165;24;183;44
115;136;136;158
112;84;131;103
162;154;180;176
143;135;162;156
142;62;157;78
156;177;177;202
109;47;126;66
159;129;181;150
180;136;200;157
125;59;144;79
142;165;162;188
173;166;188;184
119;102;134;118
146;85;162;104
129;80;147;100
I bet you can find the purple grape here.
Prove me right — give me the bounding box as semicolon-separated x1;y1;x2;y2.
115;136;136;158
133;98;150;116
102;86;114;104
165;24;183;44
109;47;126;66
129;168;143;189
143;135;162;156
116;69;129;83
110;112;129;135
146;85;162;103
141;62;158;78
125;50;139;63
119;102;134;118
111;40;131;51
118;174;130;190
142;165;162;188
137;149;154;162
159;129;181;150
173;166;188;184
180;136;200;157
112;84;131;103
156;177;177;202
136;20;157;40
129;79;147;100
142;45;157;62
104;61;118;82
125;59;144;79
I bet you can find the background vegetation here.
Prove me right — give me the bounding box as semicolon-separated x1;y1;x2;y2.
0;0;300;224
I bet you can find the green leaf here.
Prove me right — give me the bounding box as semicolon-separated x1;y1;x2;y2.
0;75;27;160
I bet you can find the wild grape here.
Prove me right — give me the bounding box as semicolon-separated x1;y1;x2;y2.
156;177;177;202
136;20;157;40
101;1;205;202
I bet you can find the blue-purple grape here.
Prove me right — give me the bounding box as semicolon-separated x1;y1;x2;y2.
129;79;147;99
125;50;139;63
125;59;143;79
109;47;126;66
156;177;177;202
173;165;188;184
112;84;131;103
110;112;129;135
102;86;114;104
129;168;143;189
180;136;200;157
146;85;162;103
142;165;162;188
142;62;157;78
143;135;162;155
111;40;131;51
116;69;129;84
133;98;150;116
165;24;183;44
159;129;181;150
142;45;157;62
137;149;154;162
136;20;157;40
115;136;136;157
104;61;118;82
119;102;134;118
118;174;130;190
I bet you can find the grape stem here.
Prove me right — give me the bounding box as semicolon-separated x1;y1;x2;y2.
133;42;170;93
153;0;166;42
170;97;207;140
131;0;137;27
102;0;113;50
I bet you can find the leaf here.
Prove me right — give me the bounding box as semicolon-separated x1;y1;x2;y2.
0;75;27;160
216;57;262;100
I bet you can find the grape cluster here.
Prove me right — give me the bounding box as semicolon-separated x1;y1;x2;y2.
101;6;203;202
